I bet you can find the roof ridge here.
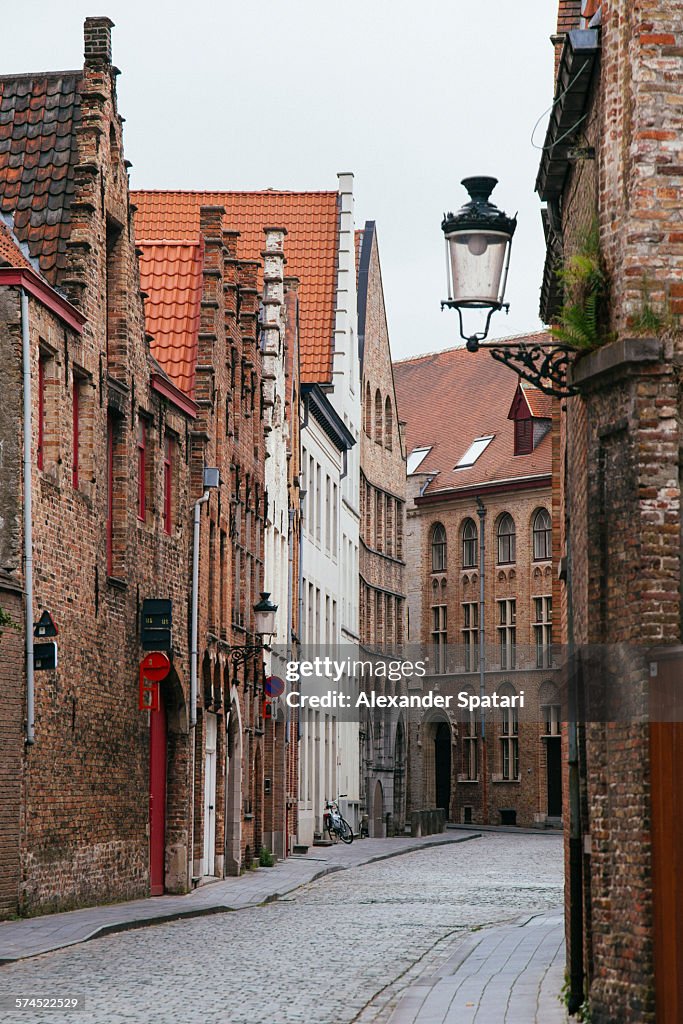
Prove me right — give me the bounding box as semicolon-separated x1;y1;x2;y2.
132;188;338;197
394;331;551;365
0;69;81;81
137;239;202;246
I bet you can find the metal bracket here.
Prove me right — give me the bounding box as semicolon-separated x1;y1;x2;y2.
484;339;580;397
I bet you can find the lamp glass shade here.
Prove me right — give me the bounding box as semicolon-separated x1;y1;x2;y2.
254;592;277;637
445;229;511;307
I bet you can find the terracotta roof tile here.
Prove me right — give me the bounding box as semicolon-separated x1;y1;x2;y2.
393;333;553;496
520;381;553;419
137;241;203;397
132;190;339;383
0;217;37;269
0;71;81;284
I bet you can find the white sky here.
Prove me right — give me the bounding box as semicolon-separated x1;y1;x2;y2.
7;1;557;361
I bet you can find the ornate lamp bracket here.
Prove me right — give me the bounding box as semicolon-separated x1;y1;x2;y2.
472;337;580;398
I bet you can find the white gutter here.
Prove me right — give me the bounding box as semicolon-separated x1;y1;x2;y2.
21;289;35;744
190;490;210;728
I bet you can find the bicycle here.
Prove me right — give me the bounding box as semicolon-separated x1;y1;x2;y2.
324;795;354;844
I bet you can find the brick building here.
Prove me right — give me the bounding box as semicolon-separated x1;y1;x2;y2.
393;342;558;830
356;221;408;837
537;2;683;1020
0;19;197;913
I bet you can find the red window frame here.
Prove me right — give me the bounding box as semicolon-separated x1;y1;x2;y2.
106;413;114;576
72;374;80;489
163;435;173;534
37;353;46;470
137;417;147;521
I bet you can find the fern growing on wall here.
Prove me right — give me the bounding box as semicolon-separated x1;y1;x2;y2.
551;221;606;349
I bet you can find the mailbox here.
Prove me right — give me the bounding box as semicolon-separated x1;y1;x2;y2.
141;599;172;651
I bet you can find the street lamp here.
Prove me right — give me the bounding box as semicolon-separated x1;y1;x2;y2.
441;176;580;397
229;593;279;674
441;176;516;350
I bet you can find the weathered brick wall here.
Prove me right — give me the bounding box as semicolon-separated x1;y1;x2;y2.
552;2;683;1018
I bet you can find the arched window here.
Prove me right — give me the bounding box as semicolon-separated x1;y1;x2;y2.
364;381;372;435
431;523;447;572
497;513;516;564
374;389;383;442
384;396;393;450
533;507;552;561
462;518;477;568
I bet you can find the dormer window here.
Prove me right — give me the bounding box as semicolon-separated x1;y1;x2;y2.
508;382;551;456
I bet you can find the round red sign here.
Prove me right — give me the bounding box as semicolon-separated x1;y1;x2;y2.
141;652;171;682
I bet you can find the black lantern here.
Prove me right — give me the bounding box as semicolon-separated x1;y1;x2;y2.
253;592;278;640
441;177;516;349
440;176;580;398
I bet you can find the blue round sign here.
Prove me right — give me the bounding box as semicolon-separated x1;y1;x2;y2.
265;675;285;698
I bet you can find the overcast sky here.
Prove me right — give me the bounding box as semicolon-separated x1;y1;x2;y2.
8;1;557;361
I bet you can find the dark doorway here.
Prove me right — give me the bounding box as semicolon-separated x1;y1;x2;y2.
434;722;451;816
546;738;562;817
373;779;384;837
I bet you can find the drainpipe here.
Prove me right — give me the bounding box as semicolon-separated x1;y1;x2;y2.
476;497;486;824
566;532;585;1014
190;490;210;728
21;289;35;745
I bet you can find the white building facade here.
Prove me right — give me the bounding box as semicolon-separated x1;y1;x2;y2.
297;172;361;845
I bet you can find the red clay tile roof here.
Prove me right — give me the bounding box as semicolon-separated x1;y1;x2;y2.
520;381;553;419
137;241;203;396
393;334;553;496
0;71;82;284
0;218;36;269
132;190;339;384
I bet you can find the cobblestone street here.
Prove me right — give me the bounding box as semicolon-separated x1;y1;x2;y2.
0;833;563;1024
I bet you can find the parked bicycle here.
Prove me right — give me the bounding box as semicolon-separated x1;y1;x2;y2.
324;795;354;844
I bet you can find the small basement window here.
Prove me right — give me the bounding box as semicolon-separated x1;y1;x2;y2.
455;435;494;469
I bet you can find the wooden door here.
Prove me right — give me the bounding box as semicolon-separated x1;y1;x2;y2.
650;650;683;1023
149;699;167;896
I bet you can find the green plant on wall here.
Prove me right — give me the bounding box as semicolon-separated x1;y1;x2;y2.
551;221;607;350
627;277;672;336
0;605;20;641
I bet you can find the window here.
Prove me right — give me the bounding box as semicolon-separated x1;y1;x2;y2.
163;435;174;534
514;417;533;456
374;389;383;442
542;704;561;736
533;596;553;668
498;599;516;669
332;482;338;558
431;523;446;572
501;704;520;780
365;381;372;435
533;508;552;561
497;513;516;564
384;396;393;450
137;417;149;521
106;413;114;576
325;474;331;553
72;373;80;488
315;461;321;544
37;350;48;470
462;518;477;568
462;602;479;672
431;605;447;673
406;446;432;475
455;434;494;469
462;709;477;780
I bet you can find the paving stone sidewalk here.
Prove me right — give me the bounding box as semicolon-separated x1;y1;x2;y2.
0;832;479;964
374;909;567;1024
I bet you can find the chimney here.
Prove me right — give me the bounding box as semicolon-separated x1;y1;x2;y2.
84;17;114;64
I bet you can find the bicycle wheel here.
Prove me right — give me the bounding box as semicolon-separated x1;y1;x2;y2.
339;817;354;844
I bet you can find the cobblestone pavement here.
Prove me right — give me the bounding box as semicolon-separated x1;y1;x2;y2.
0;833;563;1024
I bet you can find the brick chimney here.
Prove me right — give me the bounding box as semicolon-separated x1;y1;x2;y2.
84;17;114;64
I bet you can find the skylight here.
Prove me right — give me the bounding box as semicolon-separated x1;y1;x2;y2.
406;446;432;475
454;435;494;469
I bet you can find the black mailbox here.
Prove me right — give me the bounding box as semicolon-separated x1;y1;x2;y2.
141;599;172;651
